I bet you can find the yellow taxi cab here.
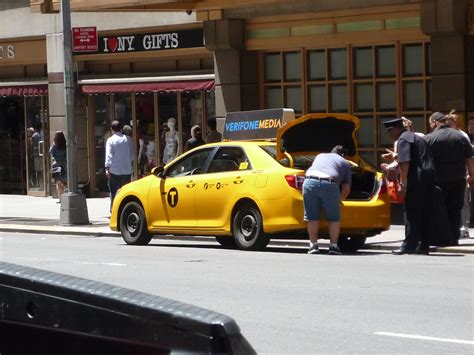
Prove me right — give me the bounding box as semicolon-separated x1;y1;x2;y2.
109;112;390;251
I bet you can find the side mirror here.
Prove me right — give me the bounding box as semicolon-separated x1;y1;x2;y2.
151;166;164;178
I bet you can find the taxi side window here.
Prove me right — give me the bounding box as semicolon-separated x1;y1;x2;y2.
166;149;213;177
208;147;250;173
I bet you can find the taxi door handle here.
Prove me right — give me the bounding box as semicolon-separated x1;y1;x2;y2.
186;181;195;188
233;177;243;184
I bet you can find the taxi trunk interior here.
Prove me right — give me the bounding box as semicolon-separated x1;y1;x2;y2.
280;117;377;201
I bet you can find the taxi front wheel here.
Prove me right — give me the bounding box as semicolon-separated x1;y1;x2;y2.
120;201;152;245
232;203;269;251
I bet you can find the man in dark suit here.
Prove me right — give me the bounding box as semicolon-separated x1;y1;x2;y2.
384;118;436;254
425;112;474;246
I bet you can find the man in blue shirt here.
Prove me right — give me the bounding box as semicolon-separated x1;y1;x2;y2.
105;120;134;211
303;145;352;255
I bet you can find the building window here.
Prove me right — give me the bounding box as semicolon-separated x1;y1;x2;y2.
260;41;431;168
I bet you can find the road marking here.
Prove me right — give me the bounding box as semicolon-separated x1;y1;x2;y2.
73;261;126;266
374;332;474;345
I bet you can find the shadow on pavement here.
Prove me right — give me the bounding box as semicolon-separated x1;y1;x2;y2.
123;242;387;255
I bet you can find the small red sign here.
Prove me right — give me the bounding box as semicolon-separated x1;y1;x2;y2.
72;27;98;53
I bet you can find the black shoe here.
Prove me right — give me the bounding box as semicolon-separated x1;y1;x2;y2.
392;243;416;255
328;245;342;255
416;247;429;255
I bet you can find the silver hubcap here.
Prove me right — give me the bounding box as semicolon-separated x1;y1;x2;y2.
126;212;140;234
241;214;256;240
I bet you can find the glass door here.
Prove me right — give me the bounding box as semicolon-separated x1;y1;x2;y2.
158;92;178;165
25;96;49;196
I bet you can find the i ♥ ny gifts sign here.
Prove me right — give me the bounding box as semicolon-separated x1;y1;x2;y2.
73;28;203;54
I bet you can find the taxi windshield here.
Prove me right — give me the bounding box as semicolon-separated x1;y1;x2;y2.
259;145;314;170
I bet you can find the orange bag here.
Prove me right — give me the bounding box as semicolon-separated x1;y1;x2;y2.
388;180;405;204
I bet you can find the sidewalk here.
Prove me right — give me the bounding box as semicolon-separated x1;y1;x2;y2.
0;194;473;254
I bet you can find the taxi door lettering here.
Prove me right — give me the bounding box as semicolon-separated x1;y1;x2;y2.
167;187;178;207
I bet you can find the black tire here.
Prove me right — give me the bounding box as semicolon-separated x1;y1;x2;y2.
338;236;367;253
119;201;152;245
232;203;269;251
215;236;236;249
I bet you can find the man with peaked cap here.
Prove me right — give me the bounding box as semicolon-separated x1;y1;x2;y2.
383;117;435;254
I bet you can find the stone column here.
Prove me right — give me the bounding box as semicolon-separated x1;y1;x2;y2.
204;19;259;132
421;0;469;113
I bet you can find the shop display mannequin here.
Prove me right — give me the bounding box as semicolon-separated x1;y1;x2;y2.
162;117;179;164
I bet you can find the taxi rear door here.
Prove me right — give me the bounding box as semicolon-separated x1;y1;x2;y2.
195;146;254;229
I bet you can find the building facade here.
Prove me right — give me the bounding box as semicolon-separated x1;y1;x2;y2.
1;0;473;197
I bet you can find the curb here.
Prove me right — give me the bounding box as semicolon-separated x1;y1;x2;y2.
1;225;472;254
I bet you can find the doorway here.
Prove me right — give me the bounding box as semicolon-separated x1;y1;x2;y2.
24;96;49;196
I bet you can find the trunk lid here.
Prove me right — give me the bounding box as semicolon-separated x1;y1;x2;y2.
276;113;360;163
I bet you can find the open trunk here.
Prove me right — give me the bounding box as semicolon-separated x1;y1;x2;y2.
346;167;377;201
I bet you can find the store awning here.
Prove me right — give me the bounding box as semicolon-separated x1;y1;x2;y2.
81;80;214;94
79;74;215;94
0;85;48;97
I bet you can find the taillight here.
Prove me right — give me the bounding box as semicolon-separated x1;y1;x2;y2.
379;178;387;195
285;175;304;190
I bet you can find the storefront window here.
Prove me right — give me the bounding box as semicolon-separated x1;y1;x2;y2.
136;93;155;178
285;86;302;113
264;53;281;82
182;91;204;149
93;95;111;194
357;116;375;148
260;41;431;167
403;43;423;76
25;97;46;193
330;84;348;112
329;48;347;80
114;93;132;127
355;84;373;112
284;52;301;81
308;85;326;112
376;45;396;77
159;92;178;165
377;82;396;111
354;47;373;79
265;87;281;109
403;81;424;111
307;50;325;81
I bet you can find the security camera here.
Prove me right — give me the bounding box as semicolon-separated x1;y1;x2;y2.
186;9;192;15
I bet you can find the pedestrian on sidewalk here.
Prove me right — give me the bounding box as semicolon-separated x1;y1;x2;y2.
49;130;67;203
184;125;205;152
425;112;474;246
384;118;435;255
105;120;134;211
303;145;352;255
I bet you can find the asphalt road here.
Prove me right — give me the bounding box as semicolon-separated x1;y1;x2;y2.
1;231;473;354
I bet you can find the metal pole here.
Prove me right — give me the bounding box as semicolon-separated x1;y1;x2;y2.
61;0;76;193
60;0;89;225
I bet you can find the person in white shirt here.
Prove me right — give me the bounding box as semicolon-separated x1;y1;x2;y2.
105;120;134;211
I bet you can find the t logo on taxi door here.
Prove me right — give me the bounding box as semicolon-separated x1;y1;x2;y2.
167;187;178;207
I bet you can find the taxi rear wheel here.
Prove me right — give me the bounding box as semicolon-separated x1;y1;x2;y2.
338;236;367;252
120;201;152;245
232;204;269;251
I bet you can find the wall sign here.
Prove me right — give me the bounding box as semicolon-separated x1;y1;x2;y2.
0;45;15;60
74;28;203;55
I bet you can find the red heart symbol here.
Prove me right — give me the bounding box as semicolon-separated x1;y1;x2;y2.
108;37;118;52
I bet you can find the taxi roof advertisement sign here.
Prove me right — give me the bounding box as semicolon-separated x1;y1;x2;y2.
223;108;295;141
